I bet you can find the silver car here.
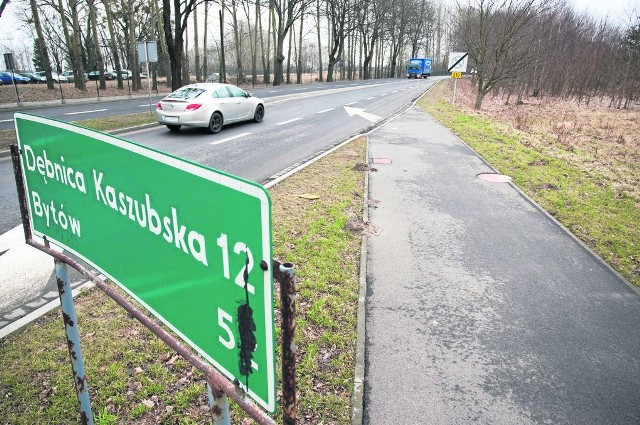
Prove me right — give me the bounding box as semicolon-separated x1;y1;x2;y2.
156;83;264;134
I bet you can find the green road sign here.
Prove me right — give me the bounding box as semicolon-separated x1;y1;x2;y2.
14;113;276;412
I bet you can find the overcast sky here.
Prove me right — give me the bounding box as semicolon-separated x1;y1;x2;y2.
570;0;638;24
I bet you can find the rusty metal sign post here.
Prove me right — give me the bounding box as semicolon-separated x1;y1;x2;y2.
10;113;299;423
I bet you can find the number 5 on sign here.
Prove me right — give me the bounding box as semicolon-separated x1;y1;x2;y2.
451;71;462;79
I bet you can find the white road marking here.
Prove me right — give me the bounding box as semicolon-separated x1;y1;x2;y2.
277;118;302;125
317;108;335;114
344;101;357;106
366;97;376;100
210;132;252;145
269;90;284;93
343;106;381;123
380;93;388;96
0;119;13;123
65;109;108;115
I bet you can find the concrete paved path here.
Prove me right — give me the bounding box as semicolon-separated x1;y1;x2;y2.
364;106;640;424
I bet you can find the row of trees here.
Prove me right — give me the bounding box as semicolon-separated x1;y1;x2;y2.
455;0;639;109
3;0;639;109
8;0;452;91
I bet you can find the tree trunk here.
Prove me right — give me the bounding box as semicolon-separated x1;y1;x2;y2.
474;89;486;110
315;0;323;82
126;0;141;91
29;0;55;90
161;0;200;90
296;0;304;84
274;32;285;86
88;0;106;90
203;1;209;80
230;0;244;84
194;3;201;82
262;4;271;84
219;8;226;83
182;26;190;84
286;23;293;84
69;0;86;91
252;0;259;85
104;0;124;89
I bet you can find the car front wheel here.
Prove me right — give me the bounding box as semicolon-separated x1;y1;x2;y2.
253;104;264;123
208;112;223;134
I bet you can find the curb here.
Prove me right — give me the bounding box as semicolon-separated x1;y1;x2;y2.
0;282;95;339
350;136;371;425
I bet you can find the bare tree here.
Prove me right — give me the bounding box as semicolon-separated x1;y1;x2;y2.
315;0;324;81
88;0;106;89
29;0;56;89
356;0;382;79
270;0;305;85
455;0;552;109
162;0;197;90
325;0;352;81
193;2;201;82
103;0;125;88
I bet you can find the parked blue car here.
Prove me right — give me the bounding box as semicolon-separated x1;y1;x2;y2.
0;71;30;84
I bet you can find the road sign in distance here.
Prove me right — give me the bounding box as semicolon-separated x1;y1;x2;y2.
14;113;276;412
448;52;469;73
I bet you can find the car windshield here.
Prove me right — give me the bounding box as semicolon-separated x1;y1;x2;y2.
167;87;206;100
409;61;422;70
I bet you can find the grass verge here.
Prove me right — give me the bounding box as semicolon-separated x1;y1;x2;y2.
418;80;639;287
0;137;367;424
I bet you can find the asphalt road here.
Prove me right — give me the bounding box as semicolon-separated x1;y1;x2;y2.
0;79;421;131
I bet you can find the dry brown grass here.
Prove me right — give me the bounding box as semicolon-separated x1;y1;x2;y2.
454;79;640;200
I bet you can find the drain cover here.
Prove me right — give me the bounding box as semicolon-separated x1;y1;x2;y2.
477;173;511;183
371;158;392;164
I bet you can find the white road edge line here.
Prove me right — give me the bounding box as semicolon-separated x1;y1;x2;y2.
277;118;302;126
317;108;335;114
210;132;252;145
65;109;108;115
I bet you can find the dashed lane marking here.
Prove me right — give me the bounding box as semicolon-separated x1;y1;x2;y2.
277;118;302;125
210;132;252;145
65;109;108;115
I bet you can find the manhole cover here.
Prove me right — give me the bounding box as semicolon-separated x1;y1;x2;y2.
371;158;392;164
477;173;512;183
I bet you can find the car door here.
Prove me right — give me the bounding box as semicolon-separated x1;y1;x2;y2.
213;87;237;122
227;86;252;120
